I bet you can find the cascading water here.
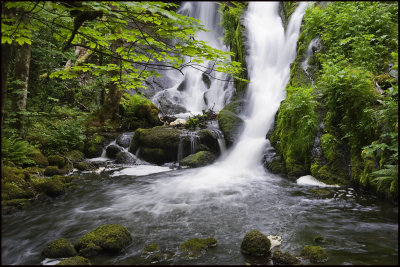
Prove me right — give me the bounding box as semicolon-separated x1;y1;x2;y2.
177;131;200;163
152;2;235;117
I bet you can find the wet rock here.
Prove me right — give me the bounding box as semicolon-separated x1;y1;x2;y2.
47;155;66;168
240;230;271;256
202;73;211;89
179;237;217;258
75;224;132;257
106;144;123;159
179;151;216;168
115;151;136;164
217;99;246;147
272;250;300;265
75;161;92;171
177;78;187;91
56;256;90;265
314;235;325;243
44;163;73;176
300;245;328;263
142;243;159;254
34;177;65;197
116;134;133;148
42;238;77;258
198;129;218;154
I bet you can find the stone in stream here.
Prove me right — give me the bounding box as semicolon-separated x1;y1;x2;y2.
116;134;133;148
115;151;136;164
56;256;90;265
240;230;271;256
106;144;123;159
179;237;217;258
300;245;328;263
75;224;132;257
272;250;300;265
179;151;215;168
42;238;77;258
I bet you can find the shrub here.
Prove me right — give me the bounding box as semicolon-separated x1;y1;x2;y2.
1;135;36;166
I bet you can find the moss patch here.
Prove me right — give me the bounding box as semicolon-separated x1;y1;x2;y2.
240;230;271;256
56;256;90;265
179;237;217;258
42;238;77;258
47;155;66;168
179;151;216;168
272;249;300;265
75;224;132;257
301;245;328;263
217;99;245;147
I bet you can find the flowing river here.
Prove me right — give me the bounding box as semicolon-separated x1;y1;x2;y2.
1;2;398;265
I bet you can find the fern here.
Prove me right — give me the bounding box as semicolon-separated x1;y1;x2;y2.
1;135;36;166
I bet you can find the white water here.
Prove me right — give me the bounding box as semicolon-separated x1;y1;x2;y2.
297;175;340;188
107;2;308;215
152;2;235;116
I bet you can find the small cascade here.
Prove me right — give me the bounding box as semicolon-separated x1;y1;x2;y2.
301;36;320;86
177;131;200;163
211;129;226;155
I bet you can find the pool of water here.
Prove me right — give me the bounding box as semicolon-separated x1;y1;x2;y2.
1;165;398;265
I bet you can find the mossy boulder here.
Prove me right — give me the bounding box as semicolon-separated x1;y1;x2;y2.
84;133;105;158
129;126;181;164
47;155;66;168
75;224;132;257
2;198;31;214
30;149;48;167
34;178;65;197
56;256;90;265
65;150;85;163
115;151;137;164
198;129;219;154
217;99;245;147
42;238;77;258
240;230;271;256
142;243;159;254
179;151;216;168
179;237;217;258
272;250;300;265
44;163;73;176
1;166;34;200
75;161;92;171
301;245;328;263
314;235;325;243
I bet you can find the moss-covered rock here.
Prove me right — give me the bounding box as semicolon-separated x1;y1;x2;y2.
272;250;300;265
42;238;77;258
142;243;159;254
75;161;92;171
34;178;65;197
44;163;73;176
198;129;219;154
75;224;132;257
47;155;66;168
265;155;286;174
129;126;181;164
84;133;105;158
309;189;332;197
179;237;217;258
314;235;325;243
106;144;123;159
179;151;216;168
240;230;271;256
30;149;48;167
56;256;90;265
217;99;245;147
65;150;85;163
1;198;31;214
301;245;328;263
1;166;34;200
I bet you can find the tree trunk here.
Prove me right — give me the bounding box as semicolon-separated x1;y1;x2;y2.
98;31;124;122
1;4;15;128
11;39;31;132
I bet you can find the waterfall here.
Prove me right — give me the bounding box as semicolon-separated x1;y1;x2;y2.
177;131;200;163
152;2;235;117
301;36;320;86
211;129;227;155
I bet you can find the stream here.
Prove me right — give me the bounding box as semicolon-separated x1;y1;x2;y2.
1;2;398;265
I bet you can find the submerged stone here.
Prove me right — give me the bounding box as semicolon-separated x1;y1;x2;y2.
301;245;328;263
42;238;77;258
240;230;271;256
75;224;132;257
272;250;300;265
56;256;90;265
179;237;217;258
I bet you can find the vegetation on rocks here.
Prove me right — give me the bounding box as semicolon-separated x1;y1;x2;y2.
179;151;216;167
56;256;90;265
272;249;300;265
179;237;217;258
240;230;271;256
42;238;77;258
301;245;328;263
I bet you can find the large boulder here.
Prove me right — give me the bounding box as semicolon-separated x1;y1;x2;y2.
42;238;77;258
75;224;132;257
240;230;271;256
217;99;245;147
129;126;181;165
179;151;216;168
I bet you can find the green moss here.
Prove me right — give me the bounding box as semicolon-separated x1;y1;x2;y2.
309;189;332;197
47;155;66;168
65;150;85;162
34;177;65;197
179;151;216;168
75;161;92;171
179;237;217;258
142;243;159;254
42;238;77;258
320;134;340;163
217;99;245;146
56;256;90;265
30;149;48;167
44;166;61;176
301;245;328;263
75;224;132;256
272;249;300;265
84;133;105;158
2;198;31;213
1;166;34;200
314;235;325;243
240;230;271;256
